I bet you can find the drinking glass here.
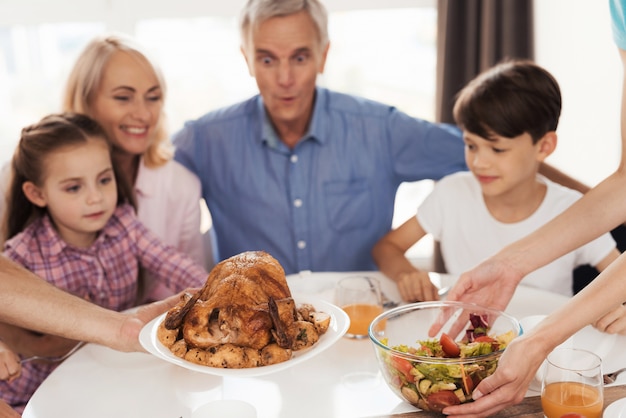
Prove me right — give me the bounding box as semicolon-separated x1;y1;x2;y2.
541;347;603;418
335;276;383;339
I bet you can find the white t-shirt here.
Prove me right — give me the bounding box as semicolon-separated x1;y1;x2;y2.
417;172;616;296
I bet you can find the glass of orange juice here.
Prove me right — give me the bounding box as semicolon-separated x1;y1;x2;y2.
541;347;603;418
336;276;383;339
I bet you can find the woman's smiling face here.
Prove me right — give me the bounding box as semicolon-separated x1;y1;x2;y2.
90;50;163;157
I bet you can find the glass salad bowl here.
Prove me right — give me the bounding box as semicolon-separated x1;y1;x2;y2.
369;301;522;413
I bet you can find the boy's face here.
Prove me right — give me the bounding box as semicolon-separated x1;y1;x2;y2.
24;138;118;248
463;131;554;199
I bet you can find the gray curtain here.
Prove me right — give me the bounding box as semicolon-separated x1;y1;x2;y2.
436;0;534;124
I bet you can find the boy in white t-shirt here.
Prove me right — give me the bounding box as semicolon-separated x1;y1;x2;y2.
373;60;620;302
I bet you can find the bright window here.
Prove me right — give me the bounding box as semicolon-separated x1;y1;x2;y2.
0;8;436;159
0;23;105;160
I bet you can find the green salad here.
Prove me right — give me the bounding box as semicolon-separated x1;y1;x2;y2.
380;313;516;412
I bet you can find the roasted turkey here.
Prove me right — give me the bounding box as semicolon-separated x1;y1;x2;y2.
158;251;330;368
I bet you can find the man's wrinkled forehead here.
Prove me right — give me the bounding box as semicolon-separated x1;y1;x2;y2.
242;12;323;51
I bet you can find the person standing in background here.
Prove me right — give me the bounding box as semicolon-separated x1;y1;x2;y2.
0;113;207;413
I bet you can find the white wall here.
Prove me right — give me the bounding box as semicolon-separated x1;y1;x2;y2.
534;0;622;187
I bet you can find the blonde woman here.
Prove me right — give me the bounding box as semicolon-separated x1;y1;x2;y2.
1;34;208;302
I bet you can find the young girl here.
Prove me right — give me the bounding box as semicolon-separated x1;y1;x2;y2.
64;34;209;302
0;113;208;412
0;34;209;303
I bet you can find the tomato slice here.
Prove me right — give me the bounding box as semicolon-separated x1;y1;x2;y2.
474;335;499;351
440;333;460;357
474;336;497;343
390;356;415;382
426;390;461;411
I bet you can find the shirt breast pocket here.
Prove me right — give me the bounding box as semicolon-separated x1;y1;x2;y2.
324;179;374;232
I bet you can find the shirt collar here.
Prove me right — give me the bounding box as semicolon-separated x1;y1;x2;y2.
37;207;127;257
99;205;131;240
258;87;327;149
38;215;70;257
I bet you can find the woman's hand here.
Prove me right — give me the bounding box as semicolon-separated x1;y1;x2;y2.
0;342;21;382
430;258;523;337
446;257;523;311
442;335;547;417
594;303;626;335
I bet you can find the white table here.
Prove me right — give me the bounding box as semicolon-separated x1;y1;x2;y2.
23;272;626;418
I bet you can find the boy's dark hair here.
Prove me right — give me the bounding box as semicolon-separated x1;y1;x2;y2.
453;59;562;143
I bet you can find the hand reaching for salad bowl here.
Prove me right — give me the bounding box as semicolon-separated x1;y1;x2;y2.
369;301;522;413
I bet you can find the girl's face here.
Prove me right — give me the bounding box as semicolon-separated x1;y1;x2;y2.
90;50;163;157
25;138;118;248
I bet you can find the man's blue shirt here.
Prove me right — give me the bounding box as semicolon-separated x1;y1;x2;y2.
173;87;466;274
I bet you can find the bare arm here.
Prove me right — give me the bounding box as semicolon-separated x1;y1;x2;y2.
593;248;626;335
0;322;78;358
0;255;179;352
372;217;439;301
444;253;626;418
0;400;20;418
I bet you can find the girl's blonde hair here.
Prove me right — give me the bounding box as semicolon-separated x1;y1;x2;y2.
62;34;172;167
2;113;135;240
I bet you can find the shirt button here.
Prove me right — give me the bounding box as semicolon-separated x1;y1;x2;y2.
297;240;306;249
293;198;303;208
290;154;298;163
